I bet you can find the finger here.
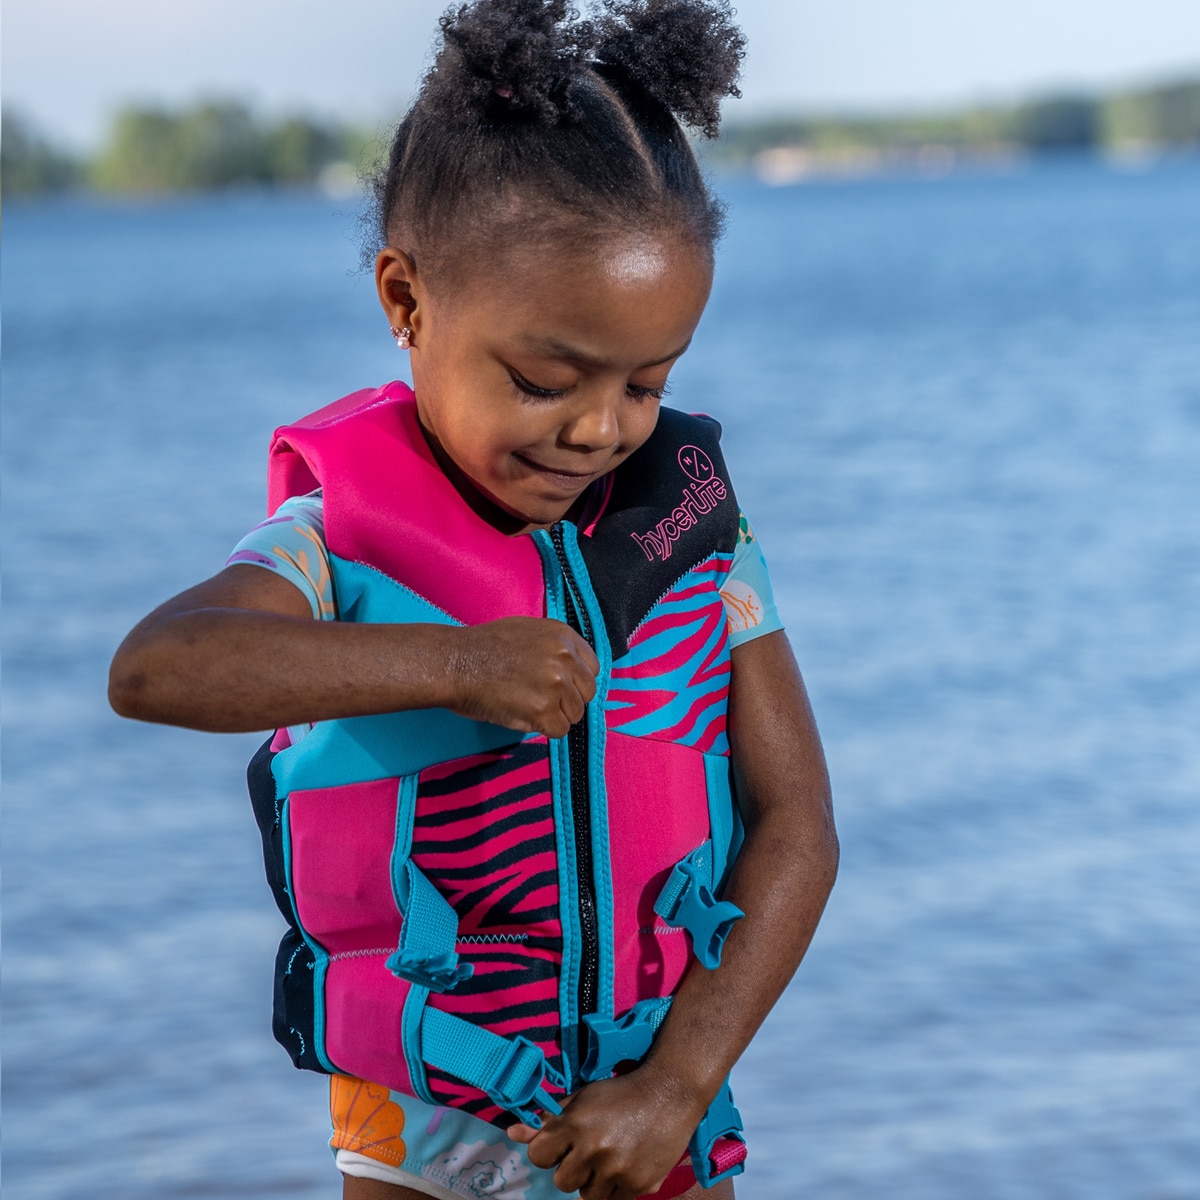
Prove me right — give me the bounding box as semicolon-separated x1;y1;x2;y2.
554;1157;595;1195
578;643;600;681
581;1178;617;1200
506;1123;537;1144
541;711;571;740
524;1129;570;1172
576;666;598;703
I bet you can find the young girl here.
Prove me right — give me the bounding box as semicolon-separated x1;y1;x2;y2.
109;2;838;1198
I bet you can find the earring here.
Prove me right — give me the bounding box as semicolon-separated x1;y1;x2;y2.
390;325;413;350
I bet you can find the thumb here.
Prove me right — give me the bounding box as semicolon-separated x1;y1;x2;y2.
506;1122;538;1144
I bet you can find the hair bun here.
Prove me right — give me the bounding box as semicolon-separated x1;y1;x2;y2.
594;0;745;137
434;0;593;124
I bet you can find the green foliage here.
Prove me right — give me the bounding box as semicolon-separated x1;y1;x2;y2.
89;100;363;194
8;74;1199;197
2;111;80;195
1103;78;1200;147
1011;96;1100;150
711;75;1200;171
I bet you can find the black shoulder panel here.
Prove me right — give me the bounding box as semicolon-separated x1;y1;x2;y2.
578;407;740;659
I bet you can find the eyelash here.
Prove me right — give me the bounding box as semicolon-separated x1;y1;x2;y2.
510;373;671;402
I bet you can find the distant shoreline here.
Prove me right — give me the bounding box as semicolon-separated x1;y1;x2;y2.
3;75;1197;198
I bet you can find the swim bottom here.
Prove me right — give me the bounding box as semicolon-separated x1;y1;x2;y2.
330;1074;699;1200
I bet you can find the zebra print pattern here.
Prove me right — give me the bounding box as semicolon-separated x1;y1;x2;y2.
411;738;564;1123
606;555;735;754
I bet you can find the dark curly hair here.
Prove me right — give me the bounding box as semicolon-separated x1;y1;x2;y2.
370;0;746;286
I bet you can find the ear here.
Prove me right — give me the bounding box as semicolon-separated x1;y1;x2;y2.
375;247;424;337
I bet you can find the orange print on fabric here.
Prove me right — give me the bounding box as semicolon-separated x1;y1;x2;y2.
330;1074;407;1165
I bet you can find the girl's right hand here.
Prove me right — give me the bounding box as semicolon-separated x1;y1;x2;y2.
109;565;599;737
449;617;599;739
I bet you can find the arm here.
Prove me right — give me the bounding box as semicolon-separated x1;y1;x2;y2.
511;629;838;1198
108;564;598;738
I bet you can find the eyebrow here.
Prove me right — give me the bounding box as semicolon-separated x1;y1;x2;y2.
520;336;693;371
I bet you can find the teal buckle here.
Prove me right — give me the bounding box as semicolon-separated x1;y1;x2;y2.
654;846;744;969
485;1036;566;1129
580;998;667;1081
386;947;474;992
688;1082;747;1186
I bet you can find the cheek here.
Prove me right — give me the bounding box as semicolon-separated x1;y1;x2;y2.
622;403;662;455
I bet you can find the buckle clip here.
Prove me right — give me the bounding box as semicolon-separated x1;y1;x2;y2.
580;998;667;1081
689;1082;747;1187
386;947;474;992
485;1035;566;1129
654;847;744;969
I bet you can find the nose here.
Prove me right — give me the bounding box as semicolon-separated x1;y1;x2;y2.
560;390;621;453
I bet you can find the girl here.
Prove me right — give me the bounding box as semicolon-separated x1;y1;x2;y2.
109;2;838;1198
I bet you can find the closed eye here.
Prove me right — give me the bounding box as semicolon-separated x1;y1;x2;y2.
510;371;569;401
627;381;672;401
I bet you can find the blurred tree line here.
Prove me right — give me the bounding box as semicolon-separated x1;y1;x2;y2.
2;100;376;196
3;77;1199;196
712;75;1200;167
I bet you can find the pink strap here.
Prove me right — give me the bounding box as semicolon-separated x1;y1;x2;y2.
710;1135;748;1174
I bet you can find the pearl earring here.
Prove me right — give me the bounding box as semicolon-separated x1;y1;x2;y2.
390;325;413;350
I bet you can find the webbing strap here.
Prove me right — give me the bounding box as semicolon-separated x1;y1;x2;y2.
387;860;473;992
654;841;744;970
710;1137;748;1175
420;1007;565;1128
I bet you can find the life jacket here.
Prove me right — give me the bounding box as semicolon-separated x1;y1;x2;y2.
248;381;749;1188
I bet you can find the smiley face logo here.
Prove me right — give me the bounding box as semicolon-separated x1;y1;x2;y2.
678;445;715;483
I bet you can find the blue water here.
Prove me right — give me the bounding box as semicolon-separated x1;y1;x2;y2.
4;159;1199;1199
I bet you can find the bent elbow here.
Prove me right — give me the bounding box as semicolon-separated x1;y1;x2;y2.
108;656;151;721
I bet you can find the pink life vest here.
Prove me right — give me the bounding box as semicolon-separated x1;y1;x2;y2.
248;382;748;1187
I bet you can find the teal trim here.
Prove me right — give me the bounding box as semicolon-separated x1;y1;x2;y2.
279;795;337;1074
392;773;419;867
559;522;616;1021
703;752;736;890
533;529;583;1087
330;554;462;627
271;554;527;795
272;711;526;795
401;984;435;1104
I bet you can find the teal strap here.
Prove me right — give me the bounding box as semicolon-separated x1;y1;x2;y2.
420;1007;565;1128
401;984;436;1104
387;860;473;992
654;841;744;970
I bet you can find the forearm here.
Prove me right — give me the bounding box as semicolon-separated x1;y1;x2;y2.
110;608;462;732
641;630;838;1107
641;804;838;1106
110;565;599;737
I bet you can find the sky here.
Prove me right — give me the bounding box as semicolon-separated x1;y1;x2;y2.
4;0;1200;148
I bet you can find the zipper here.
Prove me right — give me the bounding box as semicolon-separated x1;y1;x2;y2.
550;523;601;1070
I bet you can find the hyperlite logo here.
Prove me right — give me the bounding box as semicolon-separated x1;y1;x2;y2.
631;445;728;562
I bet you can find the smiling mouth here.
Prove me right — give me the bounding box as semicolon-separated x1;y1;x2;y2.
514;453;600;485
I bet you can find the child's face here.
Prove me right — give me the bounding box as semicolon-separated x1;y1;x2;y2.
376;233;713;532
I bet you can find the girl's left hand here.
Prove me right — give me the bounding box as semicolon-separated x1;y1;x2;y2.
508;1066;706;1200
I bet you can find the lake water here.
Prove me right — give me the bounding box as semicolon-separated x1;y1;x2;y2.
4;158;1199;1199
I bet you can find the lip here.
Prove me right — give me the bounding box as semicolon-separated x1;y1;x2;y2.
514;453;601;489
